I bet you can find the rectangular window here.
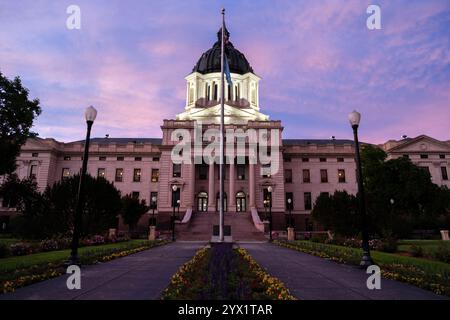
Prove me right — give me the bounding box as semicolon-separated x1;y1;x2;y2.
302;158;309;162
337;157;344;162
135;157;142;161
439;154;445;159
173;163;181;177
151;169;159;182
150;192;158;209
115;168;123;182
420;154;428;159
320;158;327;162
32;153;39;157
64;156;71;161
286;192;294;210
284;157;291;162
117;156;124;161
302;169;310;183
152;157;160;162
99;156;106;161
133;168;141;182
29;165;37;179
304;192;312;210
132;192;140;199
62;168;70;179
261;164;271;178
320;169;328;183
403;154;409;159
320;192;330;197
338;169;346;183
199;164;208;180
285;169;293;183
237;164;246;180
97;168;106;178
442;167;448;181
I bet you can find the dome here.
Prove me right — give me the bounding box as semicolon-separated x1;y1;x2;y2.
192;27;254;75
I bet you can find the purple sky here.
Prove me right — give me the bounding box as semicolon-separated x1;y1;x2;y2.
1;0;449;143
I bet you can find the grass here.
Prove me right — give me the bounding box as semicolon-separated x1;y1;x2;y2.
398;240;450;255
0;240;151;272
276;240;450;296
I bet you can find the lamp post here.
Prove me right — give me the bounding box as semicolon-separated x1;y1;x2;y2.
348;110;373;267
171;185;178;242
151;196;157;226
67;106;97;266
268;186;273;242
287;198;292;228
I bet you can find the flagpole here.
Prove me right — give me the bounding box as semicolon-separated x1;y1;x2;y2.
219;8;225;242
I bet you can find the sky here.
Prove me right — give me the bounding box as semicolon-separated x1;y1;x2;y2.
0;0;449;143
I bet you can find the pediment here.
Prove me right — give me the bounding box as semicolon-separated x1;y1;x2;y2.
389;135;450;153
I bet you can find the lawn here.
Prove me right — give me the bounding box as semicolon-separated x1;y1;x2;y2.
1;239;168;293
0;240;152;272
398;240;450;256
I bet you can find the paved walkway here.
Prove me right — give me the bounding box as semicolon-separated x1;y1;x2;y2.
240;243;448;300
1;242;204;300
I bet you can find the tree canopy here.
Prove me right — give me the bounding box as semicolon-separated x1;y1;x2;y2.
0;72;41;175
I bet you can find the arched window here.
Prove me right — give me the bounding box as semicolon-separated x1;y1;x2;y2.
236;191;246;212
197;192;208;212
227;84;232;100
205;83;210;101
188;86;194;105
213;83;218;100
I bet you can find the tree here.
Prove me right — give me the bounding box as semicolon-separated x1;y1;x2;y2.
44;174;122;236
0;72;41;175
311;191;359;237
120;194;148;234
3;174;122;239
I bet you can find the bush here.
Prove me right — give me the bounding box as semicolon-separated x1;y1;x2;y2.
39;239;59;252
375;238;398;253
9;242;34;256
310;234;328;243
433;244;450;263
0;243;10;258
410;244;424;257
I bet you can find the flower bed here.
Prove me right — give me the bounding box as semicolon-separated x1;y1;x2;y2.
275;240;450;296
161;247;295;300
0;240;168;294
0;234;131;258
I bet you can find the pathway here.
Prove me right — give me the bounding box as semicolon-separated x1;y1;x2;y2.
240;242;448;300
1;242;204;300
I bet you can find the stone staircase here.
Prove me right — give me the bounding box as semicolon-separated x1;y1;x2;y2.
176;211;267;242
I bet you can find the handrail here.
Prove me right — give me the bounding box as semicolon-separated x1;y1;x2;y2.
176;208;193;224
250;207;265;232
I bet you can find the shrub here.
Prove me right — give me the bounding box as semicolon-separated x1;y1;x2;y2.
375;238;398;253
433;244;450;263
9;242;34;256
91;235;105;245
0;243;10;258
39;239;59;252
410;244;424;257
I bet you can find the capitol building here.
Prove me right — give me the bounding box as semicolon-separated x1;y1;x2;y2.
2;27;450;240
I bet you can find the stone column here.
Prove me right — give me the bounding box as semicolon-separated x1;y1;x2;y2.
249;163;255;208
190;161;195;209
229;163;236;212
208;163;215;212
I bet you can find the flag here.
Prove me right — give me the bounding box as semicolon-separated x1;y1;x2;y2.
224;54;232;86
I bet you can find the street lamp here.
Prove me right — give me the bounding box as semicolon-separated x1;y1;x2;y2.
171;185;178;242
151;195;157;226
67;106;97;266
348;110;373;267
268;186;273;242
287;198;292;228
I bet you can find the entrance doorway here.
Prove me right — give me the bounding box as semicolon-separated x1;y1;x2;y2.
215;192;227;212
236;191;246;212
197;192;208;212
